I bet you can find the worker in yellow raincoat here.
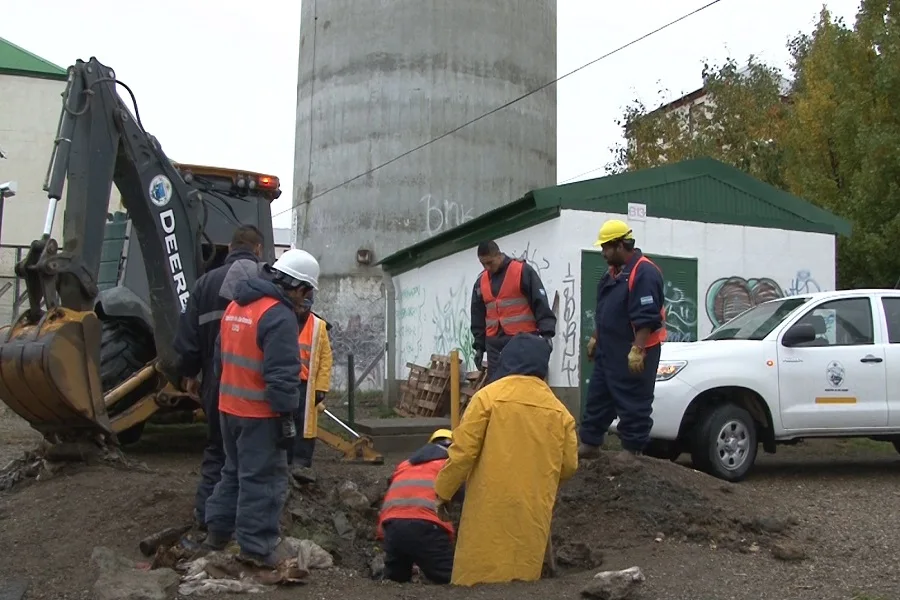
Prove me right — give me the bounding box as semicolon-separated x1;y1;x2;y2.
434;332;579;586
288;282;334;485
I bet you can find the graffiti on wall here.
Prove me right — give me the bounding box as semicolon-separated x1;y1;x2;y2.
509;241;552;281
664;281;699;342
705;270;822;329
328;314;385;389
397;285;426;365
421;194;474;236
560;263;578;385
431;279;476;369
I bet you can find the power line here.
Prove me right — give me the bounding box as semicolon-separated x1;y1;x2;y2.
272;0;726;220
559;165;608;185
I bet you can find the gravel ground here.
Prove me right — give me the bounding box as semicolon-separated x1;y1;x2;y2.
1;409;899;600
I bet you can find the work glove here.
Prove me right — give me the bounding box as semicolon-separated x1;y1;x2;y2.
317;402;326;413
276;414;297;451
627;345;645;374
435;497;452;522
315;391;326;405
586;336;597;360
474;350;485;372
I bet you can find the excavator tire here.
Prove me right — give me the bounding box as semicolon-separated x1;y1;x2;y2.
99;317;156;445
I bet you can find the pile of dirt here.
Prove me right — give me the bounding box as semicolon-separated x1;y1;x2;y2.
279;469;391;574
550;451;799;571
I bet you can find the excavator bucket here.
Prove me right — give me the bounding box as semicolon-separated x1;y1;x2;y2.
0;308;113;440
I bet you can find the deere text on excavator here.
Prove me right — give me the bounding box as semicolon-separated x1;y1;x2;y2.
0;57;381;464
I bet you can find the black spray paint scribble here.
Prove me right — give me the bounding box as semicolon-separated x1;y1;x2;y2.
511;241;551;280
560;263;578;386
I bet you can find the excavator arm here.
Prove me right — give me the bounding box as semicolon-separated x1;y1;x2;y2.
0;58;202;443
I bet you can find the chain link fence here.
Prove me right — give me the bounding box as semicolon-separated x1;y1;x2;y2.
0;245;26;326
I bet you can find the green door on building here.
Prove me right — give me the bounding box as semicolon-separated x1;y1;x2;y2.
579;251;699;414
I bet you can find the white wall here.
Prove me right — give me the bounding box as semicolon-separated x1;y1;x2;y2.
0;74;128;242
0;74;69;246
391;209;836;388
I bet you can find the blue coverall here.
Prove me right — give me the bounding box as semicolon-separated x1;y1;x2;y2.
579;250;665;452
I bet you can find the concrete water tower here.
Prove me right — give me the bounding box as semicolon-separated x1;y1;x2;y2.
293;0;557;388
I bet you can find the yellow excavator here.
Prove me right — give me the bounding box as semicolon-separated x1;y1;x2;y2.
0;57;381;464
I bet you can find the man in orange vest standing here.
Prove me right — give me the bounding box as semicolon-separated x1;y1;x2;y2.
579;220;666;459
202;249;321;568
375;429;462;584
470;240;556;383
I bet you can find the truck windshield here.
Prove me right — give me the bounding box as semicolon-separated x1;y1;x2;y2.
704;297;811;341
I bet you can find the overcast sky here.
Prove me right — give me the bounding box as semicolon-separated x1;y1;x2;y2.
5;0;861;229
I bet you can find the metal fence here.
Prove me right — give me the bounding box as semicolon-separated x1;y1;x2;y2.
0;245;27;326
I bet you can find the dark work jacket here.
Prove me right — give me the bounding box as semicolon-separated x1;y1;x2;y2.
213;278;302;414
594;249;664;348
173;249;263;392
469;255;556;353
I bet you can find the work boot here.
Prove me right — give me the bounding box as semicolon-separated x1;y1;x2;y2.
192;509;208;532
238;538;294;569
577;443;601;459
201;530;232;552
291;465;316;485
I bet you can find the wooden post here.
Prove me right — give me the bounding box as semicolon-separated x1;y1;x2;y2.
450;349;461;429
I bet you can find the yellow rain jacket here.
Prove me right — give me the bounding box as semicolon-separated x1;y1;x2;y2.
298;312;333;438
434;334;578;587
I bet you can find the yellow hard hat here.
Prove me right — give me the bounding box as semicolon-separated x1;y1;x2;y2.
429;428;453;444
593;219;634;247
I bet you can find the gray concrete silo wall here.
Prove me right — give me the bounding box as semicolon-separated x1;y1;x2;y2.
293;0;557;391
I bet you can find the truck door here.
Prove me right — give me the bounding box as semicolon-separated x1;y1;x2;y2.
877;296;900;427
776;296;888;431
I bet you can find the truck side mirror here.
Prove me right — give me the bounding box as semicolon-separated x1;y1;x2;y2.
782;322;817;347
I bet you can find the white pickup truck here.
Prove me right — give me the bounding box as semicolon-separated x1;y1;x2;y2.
616;289;900;482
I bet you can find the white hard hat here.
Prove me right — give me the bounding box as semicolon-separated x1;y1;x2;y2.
270;248;320;290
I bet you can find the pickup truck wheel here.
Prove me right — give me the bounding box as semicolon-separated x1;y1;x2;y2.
690;403;758;482
892;440;900;454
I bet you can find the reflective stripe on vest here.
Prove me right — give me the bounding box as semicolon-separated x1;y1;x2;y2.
479;260;538;337
198;309;225;326
299;314;315;381
376;458;454;540
218;296;281;418
627;256;668;348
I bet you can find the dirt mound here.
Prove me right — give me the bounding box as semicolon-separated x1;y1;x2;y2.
550;452;798;571
280;469;390;574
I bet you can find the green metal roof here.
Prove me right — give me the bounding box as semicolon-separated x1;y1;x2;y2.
0;37;67;80
379;157;852;275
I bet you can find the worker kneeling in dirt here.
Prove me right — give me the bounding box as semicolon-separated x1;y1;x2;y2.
376;429;462;584
434;333;578;586
203;249;320;568
288;274;333;485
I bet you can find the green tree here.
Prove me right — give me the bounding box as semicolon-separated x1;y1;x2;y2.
783;2;900;288
607;57;790;188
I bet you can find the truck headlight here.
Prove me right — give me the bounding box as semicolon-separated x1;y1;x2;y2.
656;360;687;381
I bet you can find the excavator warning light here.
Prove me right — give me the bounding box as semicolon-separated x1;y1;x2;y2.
258;175;278;190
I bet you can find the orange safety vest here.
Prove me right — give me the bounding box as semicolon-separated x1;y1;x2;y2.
218;296;282;418
376;458;455;540
627;255;668;348
299;315;314;381
480;260;538;337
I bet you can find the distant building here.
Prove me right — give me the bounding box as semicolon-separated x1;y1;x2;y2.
628;66;792;159
0;38;70;324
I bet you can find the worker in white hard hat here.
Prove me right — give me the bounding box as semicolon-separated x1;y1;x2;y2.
375;429;462;584
202;249;320;568
268;250;335;485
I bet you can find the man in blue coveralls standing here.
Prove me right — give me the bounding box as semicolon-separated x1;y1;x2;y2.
578;219;667;459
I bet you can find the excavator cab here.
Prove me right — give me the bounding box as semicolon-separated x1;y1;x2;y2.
0;58;280;446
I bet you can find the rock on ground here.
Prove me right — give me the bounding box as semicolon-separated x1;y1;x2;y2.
581;566;645;600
